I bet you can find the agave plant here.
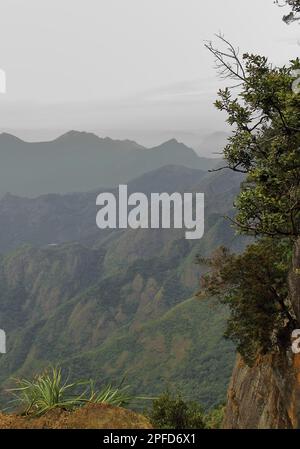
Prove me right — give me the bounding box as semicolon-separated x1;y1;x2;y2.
8;366;88;415
8;366;136;416
87;379;132;407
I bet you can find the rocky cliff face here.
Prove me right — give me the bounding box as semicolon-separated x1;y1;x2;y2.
289;239;300;323
224;239;300;429
223;352;300;429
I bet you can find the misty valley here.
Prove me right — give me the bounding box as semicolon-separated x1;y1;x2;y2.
0;132;242;414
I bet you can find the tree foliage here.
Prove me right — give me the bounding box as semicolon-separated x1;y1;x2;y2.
206;36;300;238
275;0;300;23
148;391;206;429
202;20;300;363
198;239;295;364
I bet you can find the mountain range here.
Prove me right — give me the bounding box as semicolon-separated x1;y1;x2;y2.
0;132;246;411
0;131;218;198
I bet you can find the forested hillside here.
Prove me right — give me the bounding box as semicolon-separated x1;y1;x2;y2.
0;163;245;410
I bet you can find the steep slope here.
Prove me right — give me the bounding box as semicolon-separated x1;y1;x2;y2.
64;297;234;410
223;352;299;429
0;242;234;410
0;165;245;410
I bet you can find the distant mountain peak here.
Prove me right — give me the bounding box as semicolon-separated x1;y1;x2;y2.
54;130;101;144
164;138;180;145
52;130;144;150
152;138;191;151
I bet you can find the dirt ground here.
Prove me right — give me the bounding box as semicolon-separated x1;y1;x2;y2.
0;403;152;429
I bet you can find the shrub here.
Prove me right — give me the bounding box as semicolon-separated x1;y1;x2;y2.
148;391;205;429
204;404;225;429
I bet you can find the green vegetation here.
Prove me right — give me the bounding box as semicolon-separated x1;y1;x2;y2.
148;391;224;429
0;152;244;415
8;366;133;416
203;2;300;365
206;41;300;239
148;391;205;429
0;166;241;412
64;297;235;411
204;404;225;429
4;367;224;429
199;239;295;364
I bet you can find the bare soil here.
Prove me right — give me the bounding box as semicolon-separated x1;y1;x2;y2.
0;403;152;429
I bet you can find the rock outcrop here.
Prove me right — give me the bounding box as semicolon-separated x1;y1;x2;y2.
223;352;300;428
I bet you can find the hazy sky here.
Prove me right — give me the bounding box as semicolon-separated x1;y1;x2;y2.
0;0;299;145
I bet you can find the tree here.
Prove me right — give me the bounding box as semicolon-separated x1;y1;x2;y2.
204;404;225;429
198;239;296;364
205;35;300;239
148;391;205;429
275;0;300;23
201;12;300;363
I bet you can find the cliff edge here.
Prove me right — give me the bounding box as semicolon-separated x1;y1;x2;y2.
224;239;300;429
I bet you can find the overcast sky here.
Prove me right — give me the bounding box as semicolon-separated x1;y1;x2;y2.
0;0;299;145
